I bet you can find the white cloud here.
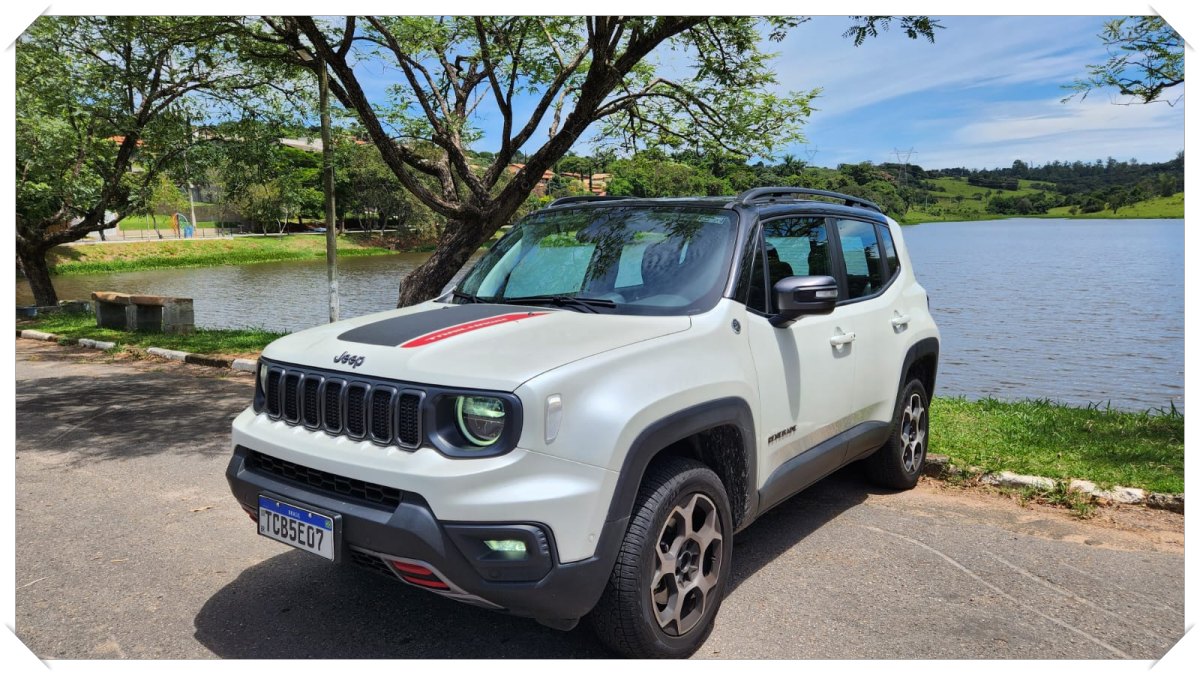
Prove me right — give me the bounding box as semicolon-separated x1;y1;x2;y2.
914;94;1185;168
775;16;1108;117
954;94;1183;144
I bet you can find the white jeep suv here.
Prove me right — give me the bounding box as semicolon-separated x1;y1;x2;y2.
226;187;940;658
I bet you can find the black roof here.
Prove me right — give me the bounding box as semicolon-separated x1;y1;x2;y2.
546;187;888;223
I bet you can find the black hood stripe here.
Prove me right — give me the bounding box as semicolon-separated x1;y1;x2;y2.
338;304;540;347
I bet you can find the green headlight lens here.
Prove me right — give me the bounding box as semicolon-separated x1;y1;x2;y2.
455;396;506;447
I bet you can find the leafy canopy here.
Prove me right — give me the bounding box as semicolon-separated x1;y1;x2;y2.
1065;16;1184;105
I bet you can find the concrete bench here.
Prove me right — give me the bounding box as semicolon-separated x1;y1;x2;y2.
91;292;194;334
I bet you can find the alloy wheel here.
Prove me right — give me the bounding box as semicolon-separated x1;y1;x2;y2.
900;392;927;473
650;493;724;636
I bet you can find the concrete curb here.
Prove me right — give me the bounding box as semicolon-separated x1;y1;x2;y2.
17;329;257;377
924;454;1183;514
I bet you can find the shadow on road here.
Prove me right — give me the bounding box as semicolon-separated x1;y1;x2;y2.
193;465;880;658
15;372;247;465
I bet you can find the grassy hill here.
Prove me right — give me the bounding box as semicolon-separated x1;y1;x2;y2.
1043;191;1184;219
900;177;1183;224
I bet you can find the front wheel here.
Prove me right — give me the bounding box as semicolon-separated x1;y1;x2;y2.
866;379;930;490
590;456;733;658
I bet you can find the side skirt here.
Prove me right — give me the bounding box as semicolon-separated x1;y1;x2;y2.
754;420;891;517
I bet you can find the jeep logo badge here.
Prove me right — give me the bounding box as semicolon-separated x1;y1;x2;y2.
334;351;366;369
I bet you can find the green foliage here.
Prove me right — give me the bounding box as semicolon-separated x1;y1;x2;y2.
607;154;732;197
1065;16;1184;104
932;396;1183;494
20;312;283;356
46;235;393;275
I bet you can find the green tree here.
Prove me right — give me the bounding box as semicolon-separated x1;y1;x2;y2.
15;16;293;306
1065;16;1184;104
138;174;187;239
246;15;939;306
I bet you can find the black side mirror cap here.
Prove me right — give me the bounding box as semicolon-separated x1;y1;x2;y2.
770;275;839;327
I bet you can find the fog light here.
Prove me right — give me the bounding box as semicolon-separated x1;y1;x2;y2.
484;539;527;554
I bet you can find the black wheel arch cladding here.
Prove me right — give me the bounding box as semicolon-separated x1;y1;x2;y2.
605;397;756;531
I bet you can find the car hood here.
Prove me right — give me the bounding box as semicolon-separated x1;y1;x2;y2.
260;301;692;391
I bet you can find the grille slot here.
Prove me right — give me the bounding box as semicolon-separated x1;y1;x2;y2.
397;393;421;447
283;373;302;422
265;369;282;417
323;379;344;433
301;376;322;428
370;387;395;443
258;363;424;448
246;450;401;509
346;383;369;439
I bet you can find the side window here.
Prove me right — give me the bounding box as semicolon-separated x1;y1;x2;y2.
733;231;768;313
834;219;886;300
762;216;832;282
877;224;900;280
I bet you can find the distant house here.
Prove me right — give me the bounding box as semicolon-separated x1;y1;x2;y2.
506;163;555;196
560;171;610;196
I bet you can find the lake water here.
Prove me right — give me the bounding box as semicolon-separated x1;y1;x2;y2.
17;219;1184;411
903;219;1183;412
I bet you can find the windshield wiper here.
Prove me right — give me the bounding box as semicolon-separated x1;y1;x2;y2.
451;290;482;304
500;294;617;313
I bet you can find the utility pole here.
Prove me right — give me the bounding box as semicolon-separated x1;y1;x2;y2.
319;57;339;323
184;118;200;238
297;46;340;323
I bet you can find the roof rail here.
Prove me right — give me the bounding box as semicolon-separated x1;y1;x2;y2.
736;187;883;213
547;195;632;208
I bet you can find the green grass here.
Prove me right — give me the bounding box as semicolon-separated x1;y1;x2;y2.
117;215;221;231
932;396;1183;494
1044;192;1184;219
19;312;282;357
47;235;395;275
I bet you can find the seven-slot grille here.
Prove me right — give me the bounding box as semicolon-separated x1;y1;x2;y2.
264;364;423;448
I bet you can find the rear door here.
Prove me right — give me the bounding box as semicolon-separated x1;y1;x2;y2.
738;215;856;483
828;218;907;425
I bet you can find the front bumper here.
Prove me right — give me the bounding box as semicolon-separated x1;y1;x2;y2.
226;445;626;621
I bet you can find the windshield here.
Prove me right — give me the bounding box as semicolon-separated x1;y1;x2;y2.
456;206;739;315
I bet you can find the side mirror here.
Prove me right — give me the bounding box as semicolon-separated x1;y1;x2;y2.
770;275;839;328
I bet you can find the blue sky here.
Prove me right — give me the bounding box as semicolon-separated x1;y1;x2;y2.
352;16;1185;171
771;16;1185;170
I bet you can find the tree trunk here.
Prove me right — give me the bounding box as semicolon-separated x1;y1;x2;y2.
396;217;490;307
150;213;163;240
18;246;58;307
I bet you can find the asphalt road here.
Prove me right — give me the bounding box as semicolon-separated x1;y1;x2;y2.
15;340;1185;659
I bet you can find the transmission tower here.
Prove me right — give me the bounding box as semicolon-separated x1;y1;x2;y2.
893;147;916;187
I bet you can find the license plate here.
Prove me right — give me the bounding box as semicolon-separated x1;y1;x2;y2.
257;495;336;560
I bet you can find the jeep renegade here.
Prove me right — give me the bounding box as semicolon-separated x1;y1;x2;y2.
226;187;940;658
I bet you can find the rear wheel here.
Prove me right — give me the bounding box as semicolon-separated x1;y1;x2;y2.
590;456;732;658
866;379;929;490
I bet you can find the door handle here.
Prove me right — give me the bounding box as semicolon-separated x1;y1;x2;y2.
891;313;911;329
829;331;856;347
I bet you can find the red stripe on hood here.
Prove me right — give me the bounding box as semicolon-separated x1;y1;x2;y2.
399;312;548;348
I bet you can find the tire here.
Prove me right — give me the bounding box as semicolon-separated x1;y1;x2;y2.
589;456;733;658
866;378;930;490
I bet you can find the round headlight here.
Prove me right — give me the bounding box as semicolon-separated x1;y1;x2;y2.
258;362;269;391
455;396;506;447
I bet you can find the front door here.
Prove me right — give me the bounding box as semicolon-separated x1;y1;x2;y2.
741;216;856;483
